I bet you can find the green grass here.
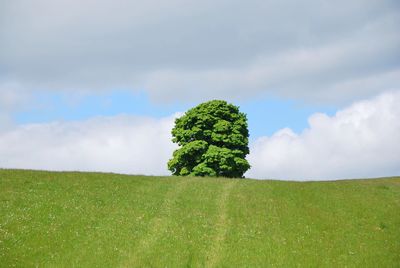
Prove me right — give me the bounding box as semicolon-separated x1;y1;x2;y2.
1;169;399;267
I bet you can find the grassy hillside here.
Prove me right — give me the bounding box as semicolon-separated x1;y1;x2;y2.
0;169;399;267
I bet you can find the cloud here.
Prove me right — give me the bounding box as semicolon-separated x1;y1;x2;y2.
1;0;399;104
247;91;400;180
0;82;32;129
0;114;177;175
0;92;399;180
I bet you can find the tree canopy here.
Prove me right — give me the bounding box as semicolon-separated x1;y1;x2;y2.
168;100;250;178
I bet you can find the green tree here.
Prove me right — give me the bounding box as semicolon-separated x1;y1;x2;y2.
168;100;250;178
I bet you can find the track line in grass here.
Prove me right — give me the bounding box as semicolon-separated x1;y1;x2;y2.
205;180;236;268
121;178;191;267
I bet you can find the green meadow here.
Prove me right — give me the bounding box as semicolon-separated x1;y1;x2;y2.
0;169;399;267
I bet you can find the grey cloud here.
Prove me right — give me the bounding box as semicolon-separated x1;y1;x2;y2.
0;0;399;104
0;82;32;129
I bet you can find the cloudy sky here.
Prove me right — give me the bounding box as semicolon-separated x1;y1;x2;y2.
0;0;399;180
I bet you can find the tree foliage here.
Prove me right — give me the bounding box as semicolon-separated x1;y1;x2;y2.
168;100;250;178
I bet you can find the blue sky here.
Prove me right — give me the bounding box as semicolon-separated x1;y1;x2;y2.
14;90;335;139
0;0;399;180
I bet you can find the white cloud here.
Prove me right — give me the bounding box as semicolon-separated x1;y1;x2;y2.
1;91;399;180
247;91;400;180
0;114;177;175
0;0;399;104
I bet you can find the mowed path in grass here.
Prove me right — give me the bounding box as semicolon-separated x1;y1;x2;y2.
0;169;399;267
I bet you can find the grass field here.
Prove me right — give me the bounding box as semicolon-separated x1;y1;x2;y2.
0;169;399;267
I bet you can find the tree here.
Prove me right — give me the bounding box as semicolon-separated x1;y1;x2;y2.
168;100;250;178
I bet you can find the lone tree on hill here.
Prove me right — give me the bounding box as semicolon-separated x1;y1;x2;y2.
168;100;250;178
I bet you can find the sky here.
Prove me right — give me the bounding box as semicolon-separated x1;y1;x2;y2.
0;0;399;180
